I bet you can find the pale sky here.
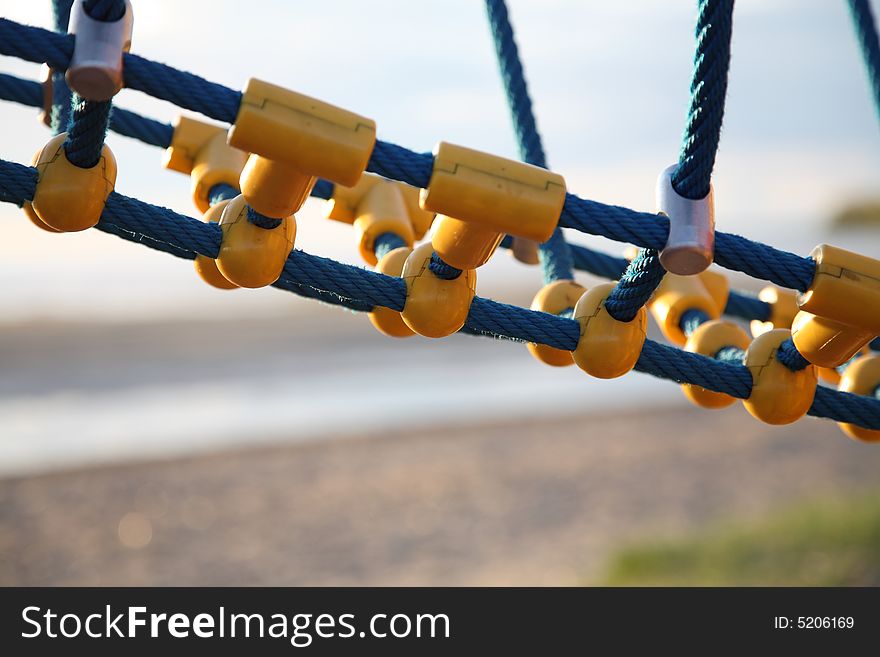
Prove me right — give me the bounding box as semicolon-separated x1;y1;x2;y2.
0;0;878;322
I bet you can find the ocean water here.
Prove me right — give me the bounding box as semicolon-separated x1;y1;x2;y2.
0;317;685;476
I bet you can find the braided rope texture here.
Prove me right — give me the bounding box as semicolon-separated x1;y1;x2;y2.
604;248;667;322
62;0;128;168
0;156;877;431
671;0;734;200
848;0;880;123
483;0;574;283
0;70;781;326
64;95;112;168
0;17;821;291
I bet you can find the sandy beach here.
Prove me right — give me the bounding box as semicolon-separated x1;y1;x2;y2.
1;402;878;587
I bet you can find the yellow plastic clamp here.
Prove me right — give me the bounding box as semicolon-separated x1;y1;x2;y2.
431;215;505;270
572;282;647;379
698;269;731;312
817;346;870;385
791;310;874;369
29;132;116;232
193;200;238;290
324;173;435;240
649;272;723;346
837;354;880;443
215;194;296;288
228;78;376;187
527;280;587;367
750;285;798;337
22;202;61;233
162;116;248;214
419;142;566;243
798;244;880;335
368;247;415;338
682;320;751;409
353;182;414;266
239;154;316;219
743;329;818;425
400;242;476;338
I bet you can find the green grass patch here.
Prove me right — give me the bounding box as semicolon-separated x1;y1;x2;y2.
599;493;880;586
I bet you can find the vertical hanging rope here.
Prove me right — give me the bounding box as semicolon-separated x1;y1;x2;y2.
63;0;126;168
50;0;74;135
483;0;575;283
847;0;880;125
670;0;735;200
606;1;734;321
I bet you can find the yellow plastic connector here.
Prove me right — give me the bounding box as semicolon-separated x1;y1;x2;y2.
352;182;414;266
400;242;476;338
419;142;566;243
791;310;874;369
29;133;116;232
162;116;248;214
324;173;434;240
837;354;880;443
750;285;798;337
698;269;731;313
743;329;818;425
193;200;238;290
239;154;316;219
527;280;587;367
431;215;505;270
798;244;880;335
682;320;750;409
572;282;647;379
22;202;61;233
215;194;296;289
229;78;376;187
649;272;722;346
368;247;415;338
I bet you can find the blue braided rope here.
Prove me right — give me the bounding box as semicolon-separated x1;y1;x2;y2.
62;0;127;168
429;252;463;280
715;346;744;364
82;0;126;21
723;289;771;322
0;156;877;430
680;308;711;338
52;0;74;31
107;105;173;147
207;183;238;206
0;71;782;326
0;17;819;291
557;194;816;291
0;67;783;325
483;0;574;283
373;232;407;261
312;179;334;200
50;0;73;136
245;205;282;229
847;0;880;124
604;248;666;322
671;0;735;200
776;338;812;371
0;72;174;147
64;95;112;167
0;73;43;107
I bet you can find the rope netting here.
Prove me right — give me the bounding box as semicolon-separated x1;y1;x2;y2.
1;0;879;436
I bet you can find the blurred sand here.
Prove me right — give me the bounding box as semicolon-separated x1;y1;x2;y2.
1;405;878;586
